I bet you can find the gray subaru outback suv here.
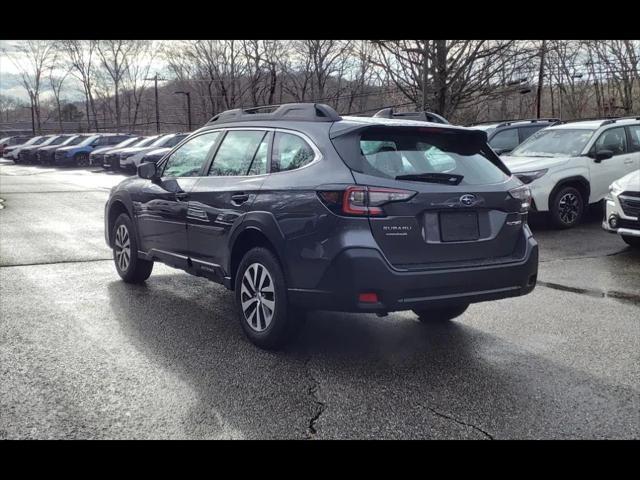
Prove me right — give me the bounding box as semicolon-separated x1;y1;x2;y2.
105;103;538;349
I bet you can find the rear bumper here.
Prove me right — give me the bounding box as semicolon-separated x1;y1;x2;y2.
119;156;137;170
288;233;538;313
104;156;121;169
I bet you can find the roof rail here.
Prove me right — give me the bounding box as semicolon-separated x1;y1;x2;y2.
372;108;450;124
469;117;559;127
553;116;621;126
605;115;640;123
494;118;559;128
207;103;342;125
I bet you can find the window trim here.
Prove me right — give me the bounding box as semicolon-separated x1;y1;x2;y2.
245;131;273;176
624;124;640;153
518;125;544;144
157;126;323;180
590;126;629;157
159;130;223;178
488;127;519;149
202;127;322;178
268;128;322;174
205;129;273;178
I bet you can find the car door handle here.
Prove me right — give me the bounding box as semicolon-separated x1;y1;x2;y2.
624;159;634;164
175;192;189;201
231;193;250;205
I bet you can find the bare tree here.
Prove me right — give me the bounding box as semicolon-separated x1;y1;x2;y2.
545;41;594;119
96;40;143;131
3;40;56;133
59;40;100;131
123;41;157;129
47;45;72;132
370;40;534;119
0;95;22;122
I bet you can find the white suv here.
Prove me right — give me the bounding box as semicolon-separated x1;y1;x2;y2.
501;118;640;228
602;169;640;247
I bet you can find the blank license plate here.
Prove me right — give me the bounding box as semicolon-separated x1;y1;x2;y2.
439;211;479;242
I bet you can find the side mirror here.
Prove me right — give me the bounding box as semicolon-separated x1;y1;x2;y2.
138;161;158;180
594;149;613;162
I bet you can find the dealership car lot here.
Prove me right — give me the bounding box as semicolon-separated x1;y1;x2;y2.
0;159;638;439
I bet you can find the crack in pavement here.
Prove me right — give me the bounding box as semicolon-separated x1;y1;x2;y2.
1;258;112;268
538;281;640;305
303;357;326;439
424;405;494;440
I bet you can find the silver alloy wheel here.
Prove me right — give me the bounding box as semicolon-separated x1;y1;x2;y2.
240;262;275;332
558;192;580;224
114;224;131;272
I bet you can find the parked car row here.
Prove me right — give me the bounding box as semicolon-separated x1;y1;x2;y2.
2;133;137;167
0;135;33;156
99;133;189;171
499;117;640;228
0;131;194;170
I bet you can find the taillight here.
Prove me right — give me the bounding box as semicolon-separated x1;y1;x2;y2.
318;186;415;217
509;185;532;212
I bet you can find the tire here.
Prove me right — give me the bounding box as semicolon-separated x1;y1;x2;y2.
234;247;302;349
75;152;90;167
112;213;154;283
413;304;469;323
622;235;640;248
549;186;584;229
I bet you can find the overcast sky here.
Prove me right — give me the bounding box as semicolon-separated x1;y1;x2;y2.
0;40;167;103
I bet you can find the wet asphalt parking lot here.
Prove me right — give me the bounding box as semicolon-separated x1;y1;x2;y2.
0;158;638;439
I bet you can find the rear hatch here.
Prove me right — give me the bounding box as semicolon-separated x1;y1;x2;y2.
330;123;527;268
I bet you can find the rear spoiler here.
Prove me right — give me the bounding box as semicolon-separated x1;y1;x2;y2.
329;123;499;174
330;122;488;144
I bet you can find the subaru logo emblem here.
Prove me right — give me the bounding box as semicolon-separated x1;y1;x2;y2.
460;194;476;206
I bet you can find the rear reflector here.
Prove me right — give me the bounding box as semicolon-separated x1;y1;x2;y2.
358;292;379;303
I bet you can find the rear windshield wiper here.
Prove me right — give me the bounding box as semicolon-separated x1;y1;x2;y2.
395;173;464;185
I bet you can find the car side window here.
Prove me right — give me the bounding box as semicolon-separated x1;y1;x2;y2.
163;131;221;178
208;130;267;177
519;126;544;143
247;132;271;176
626;125;640;153
489;128;519;151
271;132;316;173
164;135;187;148
594;127;627;156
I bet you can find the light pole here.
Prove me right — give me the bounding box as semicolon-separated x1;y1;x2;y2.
174;91;192;131
144;73;166;134
536;40;547;119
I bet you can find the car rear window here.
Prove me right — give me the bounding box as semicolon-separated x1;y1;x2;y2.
340;127;509;186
